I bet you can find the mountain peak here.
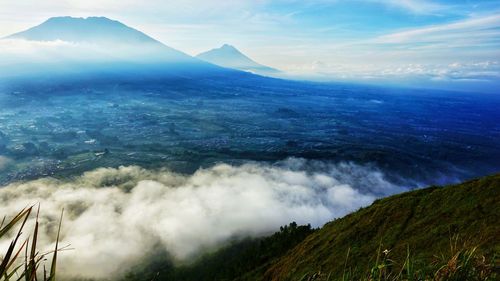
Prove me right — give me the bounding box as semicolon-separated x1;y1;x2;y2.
220;44;238;50
46;16;115;22
196;45;279;75
42;16;125;27
6;16;159;46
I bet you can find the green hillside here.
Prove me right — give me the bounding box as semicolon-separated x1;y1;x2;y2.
258;174;500;280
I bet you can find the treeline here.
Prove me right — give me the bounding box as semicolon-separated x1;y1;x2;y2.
122;222;315;281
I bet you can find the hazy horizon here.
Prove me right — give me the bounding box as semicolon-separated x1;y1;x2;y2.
1;0;500;92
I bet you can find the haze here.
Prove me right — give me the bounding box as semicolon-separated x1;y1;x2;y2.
1;0;500;91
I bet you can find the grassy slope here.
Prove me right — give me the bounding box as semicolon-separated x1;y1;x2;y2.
255;174;500;280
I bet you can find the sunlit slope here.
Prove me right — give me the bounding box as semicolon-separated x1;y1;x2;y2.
254;174;500;280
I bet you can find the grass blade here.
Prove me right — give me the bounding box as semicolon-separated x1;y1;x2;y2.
47;209;63;281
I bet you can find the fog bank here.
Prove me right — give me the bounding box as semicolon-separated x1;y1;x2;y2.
0;158;404;279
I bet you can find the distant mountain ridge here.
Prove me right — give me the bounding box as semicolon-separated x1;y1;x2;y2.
2;17;282;80
0;17;255;80
197;44;279;75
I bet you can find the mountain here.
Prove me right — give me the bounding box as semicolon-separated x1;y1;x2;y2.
4;19;280;82
196;44;280;75
7;17;158;45
1;17;243;81
5;16;196;62
121;174;499;280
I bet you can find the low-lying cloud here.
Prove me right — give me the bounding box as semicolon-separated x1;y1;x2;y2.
0;38;185;78
284;60;500;93
0;158;404;279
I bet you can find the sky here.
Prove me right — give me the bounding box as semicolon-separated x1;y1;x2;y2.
1;0;500;90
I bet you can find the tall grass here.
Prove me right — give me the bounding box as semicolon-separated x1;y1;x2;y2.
433;235;496;281
301;236;497;281
0;206;62;281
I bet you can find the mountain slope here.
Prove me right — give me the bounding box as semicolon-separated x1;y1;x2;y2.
196;44;279;75
1;17;249;81
5;16;195;62
7;17;157;45
256;174;500;280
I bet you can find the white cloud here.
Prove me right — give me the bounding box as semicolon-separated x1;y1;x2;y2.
0;38;72;54
0;159;402;279
363;0;446;14
0;38;196;77
270;13;500;88
377;14;500;45
313;0;447;14
282;59;500;92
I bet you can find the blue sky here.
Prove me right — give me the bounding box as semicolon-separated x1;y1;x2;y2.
1;0;499;90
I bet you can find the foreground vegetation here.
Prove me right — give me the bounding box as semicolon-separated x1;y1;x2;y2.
288;237;497;281
0;206;62;281
259;174;500;281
